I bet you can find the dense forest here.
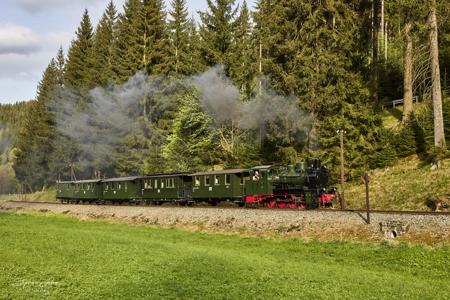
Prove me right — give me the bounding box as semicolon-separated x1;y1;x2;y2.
0;0;450;193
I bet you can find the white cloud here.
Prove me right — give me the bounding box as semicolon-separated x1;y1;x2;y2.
0;24;40;55
45;31;72;50
16;0;106;13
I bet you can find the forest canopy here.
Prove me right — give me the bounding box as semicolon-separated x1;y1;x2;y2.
0;0;449;192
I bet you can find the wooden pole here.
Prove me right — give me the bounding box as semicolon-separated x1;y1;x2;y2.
364;172;370;224
339;129;345;209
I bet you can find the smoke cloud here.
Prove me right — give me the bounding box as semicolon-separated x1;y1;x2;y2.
51;66;315;173
192;66;314;132
51;72;150;170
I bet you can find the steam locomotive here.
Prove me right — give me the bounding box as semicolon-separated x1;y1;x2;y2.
56;159;337;209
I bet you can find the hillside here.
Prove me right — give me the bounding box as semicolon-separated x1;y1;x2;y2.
346;155;450;210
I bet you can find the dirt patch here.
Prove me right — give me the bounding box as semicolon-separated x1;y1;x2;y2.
1;201;449;245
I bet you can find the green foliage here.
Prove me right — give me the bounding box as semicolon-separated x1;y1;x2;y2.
163;91;215;171
64;9;94;93
228;1;256;100
168;0;194;76
1;212;450;298
140;0;170;75
444;97;450;144
113;0;143;83
7;0;450;190
90;1;118;86
13;59;60;190
215;126;261;168
370;129;398;169
199;0;237;70
0;164;17;194
394;119;417;158
318;102;383;179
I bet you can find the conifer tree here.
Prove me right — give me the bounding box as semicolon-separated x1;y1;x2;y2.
168;0;191;76
140;0;170;75
198;0;238;71
64;9;94;93
91;1;118;86
253;0;274;94
186;18;205;73
13;60;59;190
255;0;382;176
229;1;255;100
113;0;143;83
163;90;216;171
55;46;65;86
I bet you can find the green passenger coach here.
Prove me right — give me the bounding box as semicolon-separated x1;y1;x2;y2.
56;181;75;201
102;176;142;203
190;169;249;205
57;179;102;203
139;173;192;204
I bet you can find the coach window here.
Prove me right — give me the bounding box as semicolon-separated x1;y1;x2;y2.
214;175;220;185
161;179;165;188
225;174;231;185
111;182;115;190
118;183;122;190
204;176;210;186
105;183;109;190
194;176;200;187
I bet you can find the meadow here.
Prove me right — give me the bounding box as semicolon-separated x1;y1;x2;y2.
0;212;449;299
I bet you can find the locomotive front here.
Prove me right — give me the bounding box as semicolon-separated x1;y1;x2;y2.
271;159;337;208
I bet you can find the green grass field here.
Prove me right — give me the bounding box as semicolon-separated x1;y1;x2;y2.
0;212;449;299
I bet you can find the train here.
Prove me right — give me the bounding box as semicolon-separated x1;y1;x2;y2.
56;159;337;209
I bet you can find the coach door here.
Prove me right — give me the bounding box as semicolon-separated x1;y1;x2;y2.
181;176;192;200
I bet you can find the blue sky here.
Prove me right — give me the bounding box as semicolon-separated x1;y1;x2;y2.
0;0;255;104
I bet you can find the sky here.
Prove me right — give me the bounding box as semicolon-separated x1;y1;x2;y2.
0;0;255;104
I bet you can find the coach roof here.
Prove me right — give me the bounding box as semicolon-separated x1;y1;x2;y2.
102;176;142;182
190;169;248;176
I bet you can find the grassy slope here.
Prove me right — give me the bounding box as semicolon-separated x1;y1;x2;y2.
346;155;450;210
346;101;449;210
0;188;56;202
0;212;449;299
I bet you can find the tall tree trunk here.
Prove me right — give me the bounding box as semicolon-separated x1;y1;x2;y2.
380;0;384;58
259;39;262;95
402;20;413;122
371;0;379;103
385;21;388;61
429;0;446;148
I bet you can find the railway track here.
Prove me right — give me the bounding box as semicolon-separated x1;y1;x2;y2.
4;200;450;216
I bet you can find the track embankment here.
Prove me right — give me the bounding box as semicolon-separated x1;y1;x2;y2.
1;201;448;245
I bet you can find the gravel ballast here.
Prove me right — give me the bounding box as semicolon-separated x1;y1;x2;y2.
1;201;448;244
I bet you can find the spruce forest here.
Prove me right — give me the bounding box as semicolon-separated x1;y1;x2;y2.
0;0;449;193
